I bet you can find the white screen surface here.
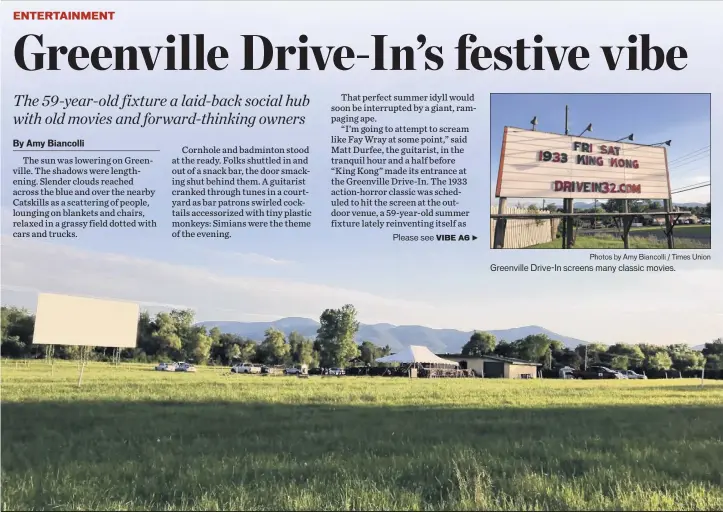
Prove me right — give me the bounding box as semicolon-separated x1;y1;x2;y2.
33;293;139;348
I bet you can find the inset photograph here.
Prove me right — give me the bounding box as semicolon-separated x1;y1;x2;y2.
490;93;711;249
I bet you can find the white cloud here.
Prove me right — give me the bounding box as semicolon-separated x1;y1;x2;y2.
1;236;721;344
0;236;438;324
202;250;294;266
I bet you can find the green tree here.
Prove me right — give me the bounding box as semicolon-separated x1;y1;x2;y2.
239;340;258;363
288;332;314;365
702;338;723;358
701;338;722;370
705;354;723;370
513;334;556;363
358;341;391;366
667;344;705;371
135;311;157;356
208;327;222;344
555;348;582;369
603;199;626;213
224;343;241;363
574;343;608;367
671;351;705;371
259;327;289;365
152;312;183;360
637;343;671;370
183;326;212;363
288;331;313;365
649;351;673;370
610;355;629;370
1;306;35;357
316;304;360;367
359;340;379;365
493;340;516;358
608;343;645;364
462;331;496;357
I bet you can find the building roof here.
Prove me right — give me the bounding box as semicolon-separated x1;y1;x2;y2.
435;353;542;366
376;345;459;366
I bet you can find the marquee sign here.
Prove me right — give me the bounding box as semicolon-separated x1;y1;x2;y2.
495;127;671;200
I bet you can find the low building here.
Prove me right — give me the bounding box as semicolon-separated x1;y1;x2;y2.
435;353;541;379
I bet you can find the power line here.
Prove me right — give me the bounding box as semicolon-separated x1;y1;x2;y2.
668;153;710;171
668;145;710;165
671;182;710;194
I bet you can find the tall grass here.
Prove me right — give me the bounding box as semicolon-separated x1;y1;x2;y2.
532;234;710;249
2;362;722;510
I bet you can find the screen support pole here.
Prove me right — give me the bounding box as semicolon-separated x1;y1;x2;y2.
622;200;631;249
77;345;92;388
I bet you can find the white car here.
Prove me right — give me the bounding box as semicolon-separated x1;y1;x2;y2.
175;362;197;373
155;362;177;372
623;370;648;380
700;218;711;225
328;367;345;376
284;364;309;375
231;363;262;374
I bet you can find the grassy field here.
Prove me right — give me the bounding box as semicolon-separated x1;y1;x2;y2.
630;225;711;240
3;362;723;511
531;233;710;249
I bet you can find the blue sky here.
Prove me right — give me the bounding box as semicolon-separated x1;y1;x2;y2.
490;93;711;205
1;2;721;346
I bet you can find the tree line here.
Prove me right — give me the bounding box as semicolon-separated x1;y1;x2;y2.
1;304;390;368
460;331;723;372
3;303;721;371
530;199;711;218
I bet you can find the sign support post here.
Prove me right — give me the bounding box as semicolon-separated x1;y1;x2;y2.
663;198;675;249
621;200;631;248
565;199;575;249
493;197;508;248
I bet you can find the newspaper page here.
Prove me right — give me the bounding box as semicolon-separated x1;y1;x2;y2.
1;1;721;510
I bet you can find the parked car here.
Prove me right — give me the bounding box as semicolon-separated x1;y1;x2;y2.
231;363;262;374
700;218;711;225
572;365;624;379
262;365;284;375
155;362;177;372
623;370;648;380
284;364;309;375
328;367;345;376
176;362;197;373
558;366;576;379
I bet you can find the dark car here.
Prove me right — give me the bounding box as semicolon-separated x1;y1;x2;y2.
572;365;624;380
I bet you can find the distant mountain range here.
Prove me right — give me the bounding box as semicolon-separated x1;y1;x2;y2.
674;202;707;208
197;318;591;353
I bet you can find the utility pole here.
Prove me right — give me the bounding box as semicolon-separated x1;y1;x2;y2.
584;343;588;371
563;105;575;249
564;105;569;136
